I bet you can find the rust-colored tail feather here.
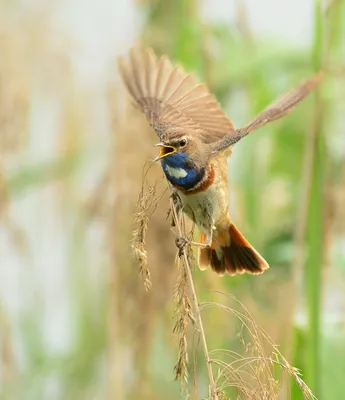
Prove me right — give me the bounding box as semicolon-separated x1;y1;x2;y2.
199;223;269;276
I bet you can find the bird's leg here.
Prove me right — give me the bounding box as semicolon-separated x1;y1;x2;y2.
176;230;212;255
189;231;212;248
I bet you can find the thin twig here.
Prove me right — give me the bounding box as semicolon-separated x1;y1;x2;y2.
169;196;219;400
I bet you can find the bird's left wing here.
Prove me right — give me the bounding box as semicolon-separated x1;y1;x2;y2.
211;71;324;153
118;48;234;143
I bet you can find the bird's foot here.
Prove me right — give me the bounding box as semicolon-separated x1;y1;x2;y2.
175;236;211;257
175;236;190;257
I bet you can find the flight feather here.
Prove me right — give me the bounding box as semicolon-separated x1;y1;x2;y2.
118;48;235;143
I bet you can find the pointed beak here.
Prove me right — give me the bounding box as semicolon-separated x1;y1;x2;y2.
153;142;176;162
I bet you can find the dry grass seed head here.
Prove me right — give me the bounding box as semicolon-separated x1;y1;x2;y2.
131;163;166;291
173;258;191;389
201;294;315;400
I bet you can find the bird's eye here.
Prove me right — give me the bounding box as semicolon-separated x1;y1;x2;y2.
179;139;187;148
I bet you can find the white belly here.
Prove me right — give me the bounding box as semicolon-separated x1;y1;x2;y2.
177;182;228;234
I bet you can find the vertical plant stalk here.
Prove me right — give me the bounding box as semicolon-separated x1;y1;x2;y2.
304;94;324;398
170;197;219;400
304;0;325;396
291;0;340;397
289;98;319;399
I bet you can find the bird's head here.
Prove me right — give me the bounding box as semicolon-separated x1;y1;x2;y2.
153;134;211;188
153;134;208;168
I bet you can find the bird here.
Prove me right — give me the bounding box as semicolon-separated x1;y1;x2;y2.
118;48;323;276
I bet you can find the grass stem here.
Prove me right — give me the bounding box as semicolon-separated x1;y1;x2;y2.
170;196;219;400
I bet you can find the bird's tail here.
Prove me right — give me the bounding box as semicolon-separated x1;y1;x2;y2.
199;223;269;276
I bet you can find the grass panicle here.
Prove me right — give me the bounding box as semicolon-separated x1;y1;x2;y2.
131;164;166;290
203;295;315;399
173;257;192;390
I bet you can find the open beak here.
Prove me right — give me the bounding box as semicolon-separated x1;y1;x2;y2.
153;142;176;162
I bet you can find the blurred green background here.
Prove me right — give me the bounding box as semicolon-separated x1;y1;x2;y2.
0;0;344;399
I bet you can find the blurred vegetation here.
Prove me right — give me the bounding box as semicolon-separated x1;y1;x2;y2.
1;0;345;399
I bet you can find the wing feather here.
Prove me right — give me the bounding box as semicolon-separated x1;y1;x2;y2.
118;48;234;142
119;48;323;151
211;71;324;153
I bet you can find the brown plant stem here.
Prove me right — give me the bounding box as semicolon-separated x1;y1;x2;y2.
169;196;219;400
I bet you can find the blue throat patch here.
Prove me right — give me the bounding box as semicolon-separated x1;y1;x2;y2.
161;152;205;190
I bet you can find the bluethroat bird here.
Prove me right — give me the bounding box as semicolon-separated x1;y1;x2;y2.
119;48;323;276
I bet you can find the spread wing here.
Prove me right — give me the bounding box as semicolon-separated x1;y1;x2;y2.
211;71;324;153
118;48;234;143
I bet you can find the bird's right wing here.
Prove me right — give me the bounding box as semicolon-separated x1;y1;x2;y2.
211;71;324;153
118;48;235;143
